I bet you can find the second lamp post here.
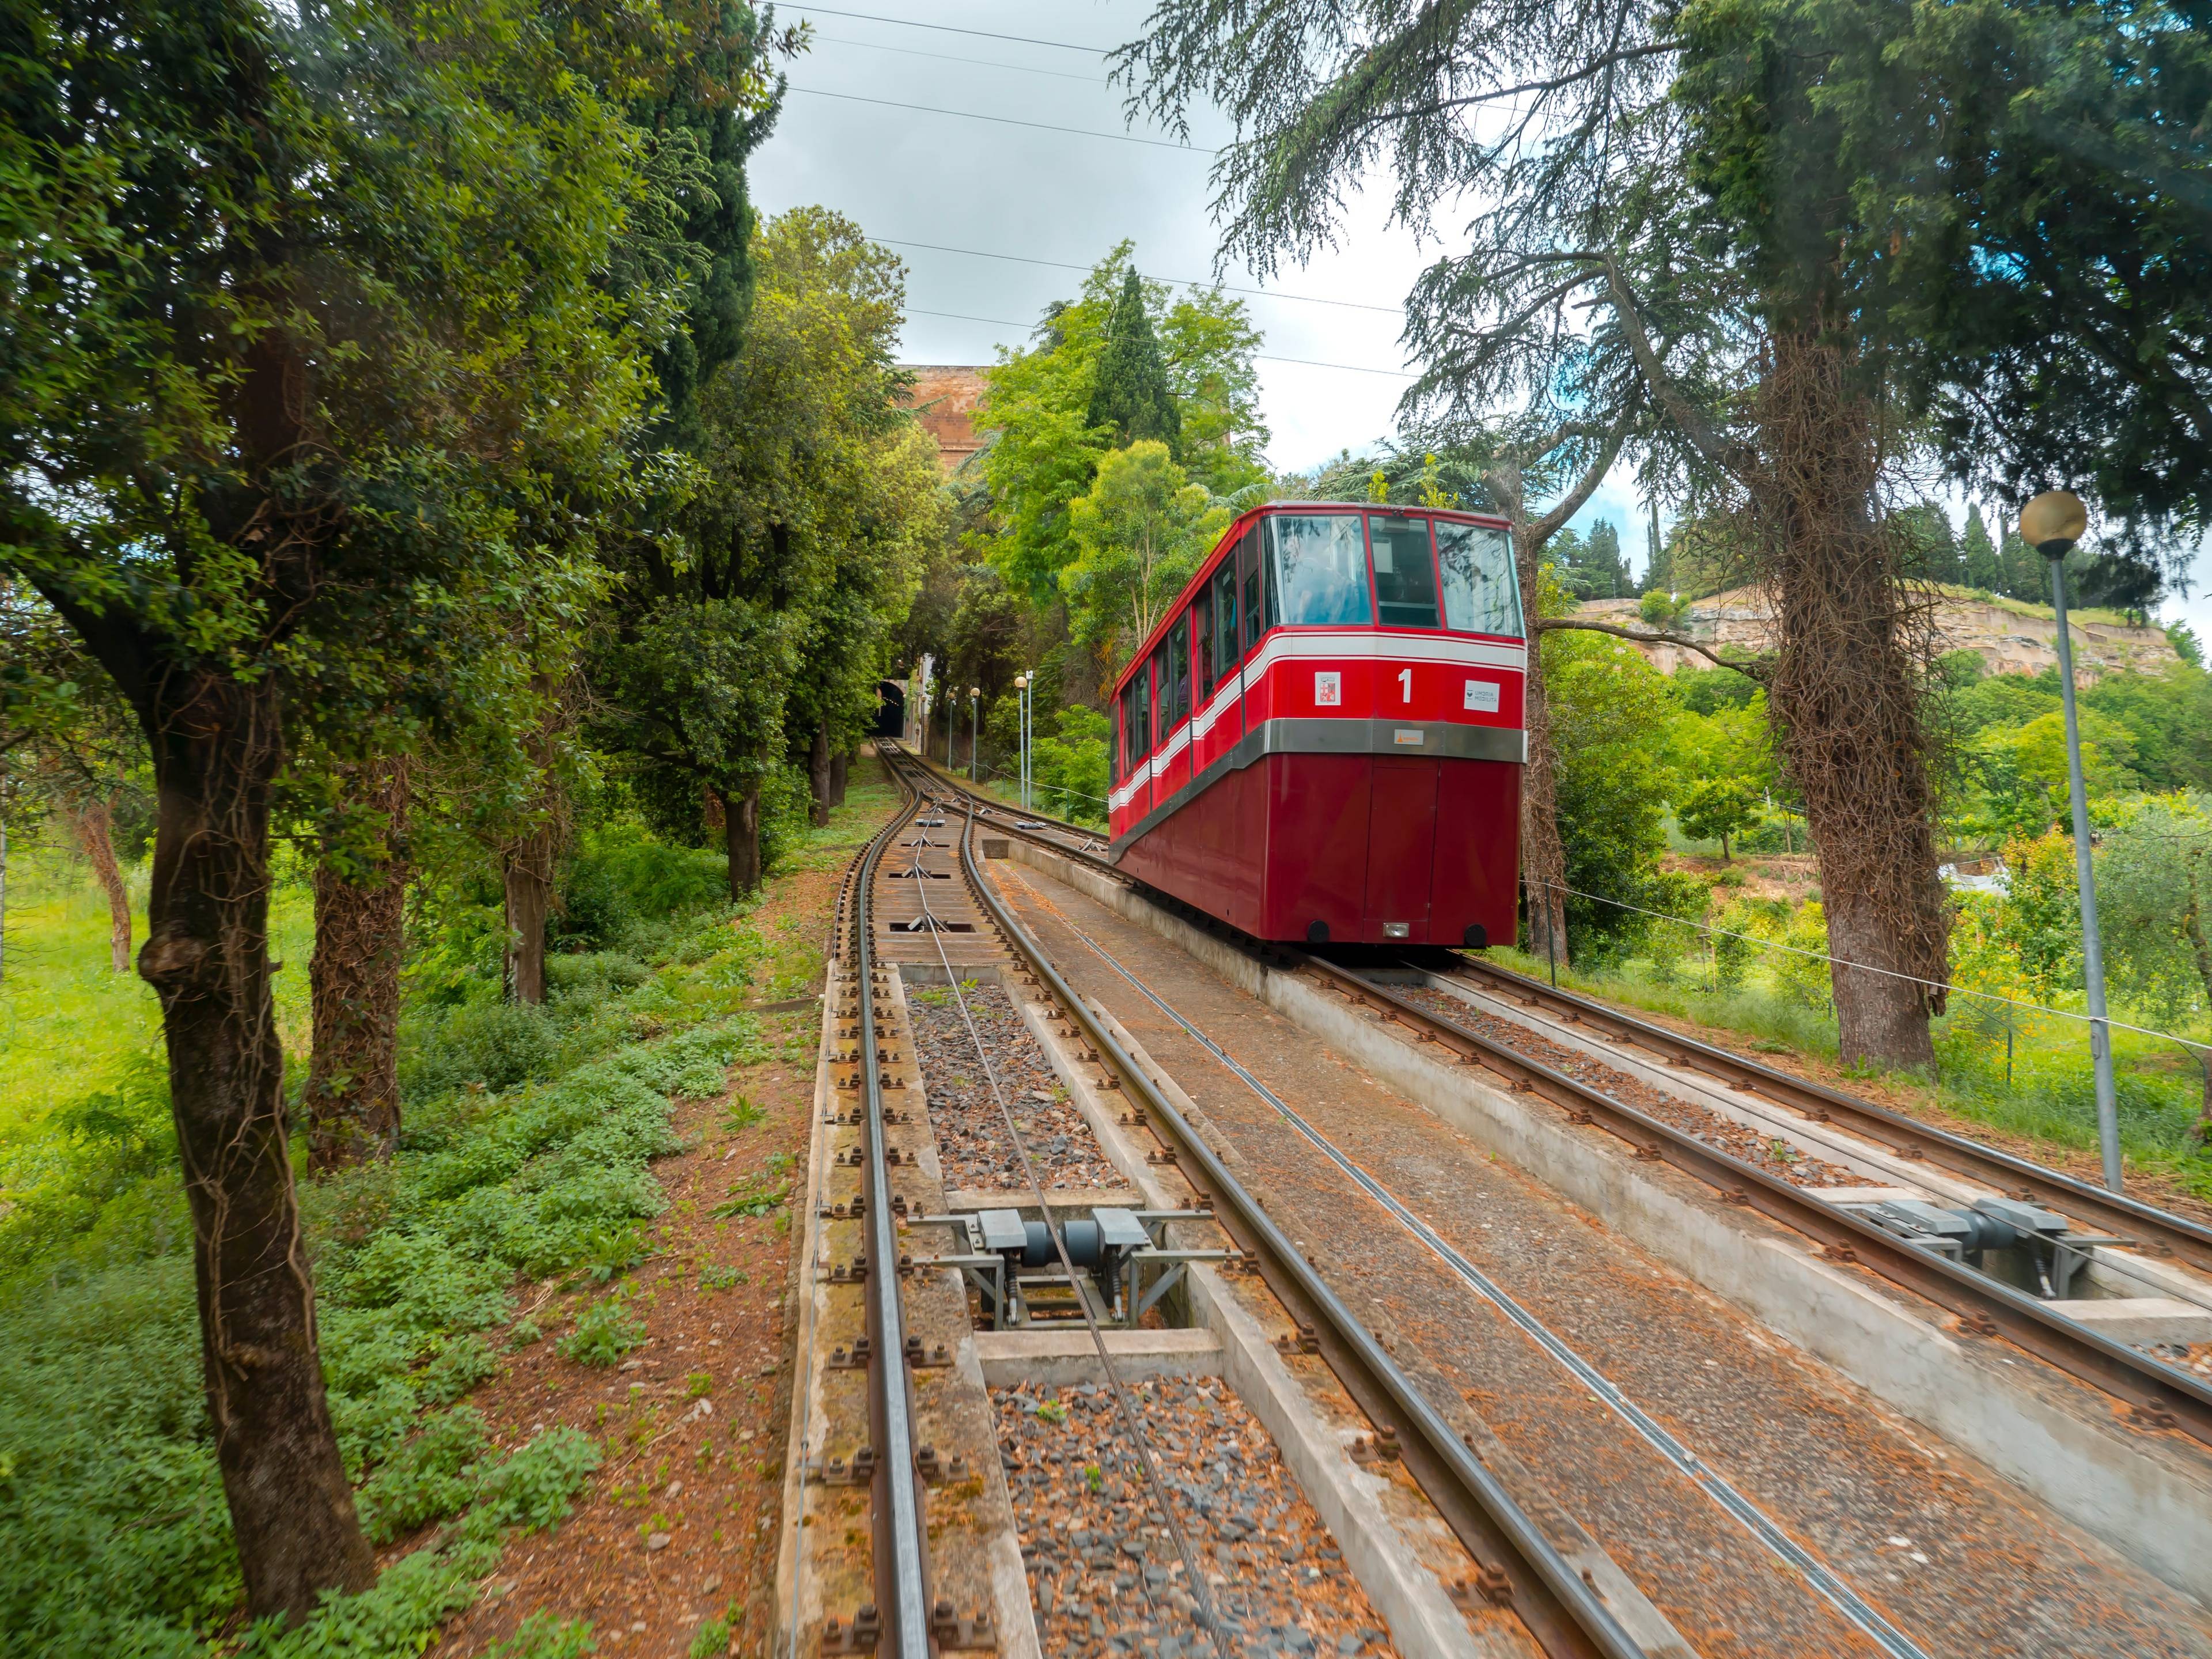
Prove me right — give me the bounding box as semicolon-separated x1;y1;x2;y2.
2021;489;2123;1193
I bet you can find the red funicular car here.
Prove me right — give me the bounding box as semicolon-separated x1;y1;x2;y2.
1105;503;1526;947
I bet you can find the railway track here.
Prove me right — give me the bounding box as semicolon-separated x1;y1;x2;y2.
1435;953;2212;1275
808;785;935;1657
900;748;2212;1452
862;742;1648;1658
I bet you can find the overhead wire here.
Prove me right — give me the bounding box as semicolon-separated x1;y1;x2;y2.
789;5;1121;54
808;31;1109;82
786;86;1214;151
903;308;1418;378
879;237;1403;316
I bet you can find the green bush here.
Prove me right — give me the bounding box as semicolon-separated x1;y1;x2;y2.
399;1000;560;1099
357;1409;492;1544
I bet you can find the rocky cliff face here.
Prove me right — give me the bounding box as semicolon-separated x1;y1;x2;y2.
1577;585;2182;681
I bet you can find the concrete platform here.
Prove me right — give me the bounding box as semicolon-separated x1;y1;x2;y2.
2062;1297;2212;1346
971;1325;1224;1387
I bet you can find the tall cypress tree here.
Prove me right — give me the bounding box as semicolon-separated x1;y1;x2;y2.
1086;268;1181;452
1961;502;2002;592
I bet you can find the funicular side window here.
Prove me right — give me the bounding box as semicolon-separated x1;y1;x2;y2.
1123;666;1152;774
1368;514;1441;628
1194;584;1215;698
1266;514;1373;626
1211;558;1239;677
1436;520;1522;637
1240;529;1263;654
1167;616;1191;727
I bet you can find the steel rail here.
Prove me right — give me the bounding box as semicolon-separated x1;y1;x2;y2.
897;746;2212;1449
1293;955;2212;1447
850;767;935;1658
902;747;1648;1659
1439;952;2212;1276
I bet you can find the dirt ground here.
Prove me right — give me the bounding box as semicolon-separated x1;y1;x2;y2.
428;782;900;1659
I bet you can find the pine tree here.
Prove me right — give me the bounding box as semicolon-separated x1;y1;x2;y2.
1961;502;2002;592
1586;518;1628;597
1086;268;1181;452
1641;502;1673;596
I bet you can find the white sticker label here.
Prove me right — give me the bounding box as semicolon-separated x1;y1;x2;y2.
1393;728;1424;746
1315;671;1342;707
1464;678;1501;713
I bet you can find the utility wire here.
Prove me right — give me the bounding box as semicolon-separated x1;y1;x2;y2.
903;308;1419;378
812;31;1109;82
880;237;1403;315
787;85;1214;151
791;6;1120;55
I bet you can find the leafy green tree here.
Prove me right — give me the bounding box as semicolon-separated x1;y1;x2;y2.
1088;268;1181;452
1677;777;1760;861
1842;0;2212;578
975;245;1267;604
2096;798;2212;1116
1033;706;1111;824
603;208;932;889
1543;627;1681;953
1063;441;1230;661
0;0;664;1617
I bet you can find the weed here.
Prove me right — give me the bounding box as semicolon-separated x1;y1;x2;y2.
1084;1463;1104;1493
574;1222;651;1283
482;1611;599;1659
507;1318;543;1349
722;1096;765;1132
1034;1400;1067;1425
711;1177;789;1221
690;1603;740;1657
558;1296;648;1367
685;1372;714;1399
698;1264;745;1290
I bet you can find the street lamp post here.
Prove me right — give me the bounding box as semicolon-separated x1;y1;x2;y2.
1013;673;1029;809
2022;490;2123;1192
969;687;982;784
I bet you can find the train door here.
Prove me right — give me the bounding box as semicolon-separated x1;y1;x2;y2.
1362;759;1440;942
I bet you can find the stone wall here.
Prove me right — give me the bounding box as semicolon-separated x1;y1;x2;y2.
900;364;989;477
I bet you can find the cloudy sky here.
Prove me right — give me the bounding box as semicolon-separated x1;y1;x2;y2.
751;0;2207;641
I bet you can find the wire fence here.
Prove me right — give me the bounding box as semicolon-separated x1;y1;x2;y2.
1528;877;2211;1064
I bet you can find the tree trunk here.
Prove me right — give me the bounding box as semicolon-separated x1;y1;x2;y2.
73;796;134;972
1493;460;1571;965
808;723;831;828
721;781;762;896
1756;329;1948;1071
305;759;409;1170
504;823;554;1006
829;748;849;806
134;671;374;1618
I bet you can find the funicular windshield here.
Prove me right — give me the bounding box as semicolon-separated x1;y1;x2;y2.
1367;515;1441;628
1265;514;1371;626
1435;520;1521;637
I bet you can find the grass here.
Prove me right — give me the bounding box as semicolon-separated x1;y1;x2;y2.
0;772;895;1658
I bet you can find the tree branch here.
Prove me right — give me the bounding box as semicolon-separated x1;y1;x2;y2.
1535;616;1771;681
1600;253;1750;483
1350;43;1683;137
1528;419;1628;547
